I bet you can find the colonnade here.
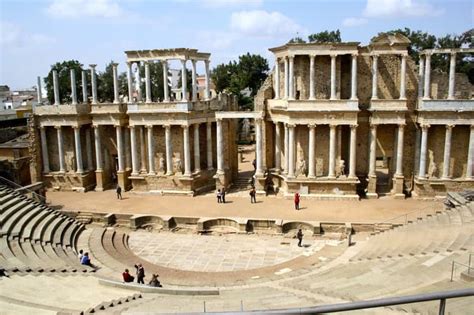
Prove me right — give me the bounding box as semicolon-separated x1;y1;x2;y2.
420;52;458;99
371;53;407;100
367;124;405;178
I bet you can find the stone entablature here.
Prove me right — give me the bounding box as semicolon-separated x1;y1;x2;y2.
418;99;474;112
369;99;408;112
269;42;360;58
125;48;210;62
267;99;359;112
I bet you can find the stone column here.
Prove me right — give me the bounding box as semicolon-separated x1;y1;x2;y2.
284;57;289;99
216;119;224;174
349;125;357;178
127;62;133;103
284;123;289;174
135;63;142;102
274;58;280;99
116;125;124;172
350;54;358;100
124;127;131;170
308;124;316;178
165;125;173;175
37;76;42;104
70;69;77;105
181;59;188;102
144;62;152;103
85;128;93;171
330;54;337;100
40;126;50;173
204;60;210;100
418;57;425;98
442;125;453;179
112;63;120;104
191;60;197;101
206;122;213;170
288;56;295;100
369;124;377;176
400;54;407;99
94;126;102;171
274;122;282;171
163;60;170;102
328;125;337;178
395;124;405;176
448;53;456;100
82;70;88;103
53;70;60;105
140;126;147;173
146;125;155;175
371;55;378;100
90;64;98;104
466;125;474;179
255;118;263;175
309;55;316;100
193;123;200;173
182;125;191;176
418;125;429;179
73;126;84;173
130;126;139;176
288;124;295;178
56;126;65;172
423;54;431;99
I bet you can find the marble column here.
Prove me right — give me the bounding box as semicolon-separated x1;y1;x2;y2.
284;123;289;174
56;126;65;172
255;119;263;175
116;125;124;172
85;128;93;170
400;54;407;99
308;124;316;178
40;127;50;173
309;55;316;100
191;60;197;101
448;53;456;100
144;62;152;103
274;122;282;171
418;57;425;98
395;124;405;176
274;58;280;99
112;63;120;104
130;126;139;176
53;70;60;105
90;64;98;104
70;69;77;105
182;125;191;176
351;54;358;100
442;125;453;179
330;54;337;100
82;70;88;103
73;126;84;173
204;60;210;100
206;122;213;170
181;59;188;102
94;126;102;171
284;57;289;99
328;125;337;178
423;54;431;99
124;127;131;170
146;125;155;175
349;125;357;178
418;125;429;179
135;63;142;102
193;123;200;173
466;125;474;179
288;124;295;178
216;119;224;174
369;124;377;177
163;60;170;102
37;76;42;104
165;125;173;175
371;55;378;100
127;62;133;103
140;126;147;173
288;56;295;100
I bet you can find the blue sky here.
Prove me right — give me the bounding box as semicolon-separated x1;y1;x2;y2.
0;0;472;90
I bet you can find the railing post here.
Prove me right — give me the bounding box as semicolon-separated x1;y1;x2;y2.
438;298;446;315
450;261;455;282
241;300;243;311
203;301;206;312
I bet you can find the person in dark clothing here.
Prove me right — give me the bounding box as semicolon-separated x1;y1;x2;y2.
134;263;145;284
122;269;135;283
249;187;256;203
116;185;122;200
221;188;226;203
297;229;303;247
149;274;162;287
216;189;222;203
252;159;256;171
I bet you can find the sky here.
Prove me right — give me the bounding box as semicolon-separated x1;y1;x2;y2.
0;0;472;90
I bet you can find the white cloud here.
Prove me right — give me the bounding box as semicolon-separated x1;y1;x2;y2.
202;0;263;8
363;0;443;17
46;0;123;18
342;17;368;27
230;10;305;38
0;21;56;47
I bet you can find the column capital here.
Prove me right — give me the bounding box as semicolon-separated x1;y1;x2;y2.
288;55;295;60
329;124;337;129
180;59;187;65
351;53;358;58
111;62;119;67
191;59;197;66
128;125;136;130
350;124;358;130
92;124;99;129
330;54;337;59
446;124;455;130
401;53;408;58
287;123;296;128
369;123;378;128
216;118;223;122
398;123;406;129
371;53;379;59
39;125;46;130
308;124;316;129
421;124;430;130
72;125;80;129
181;124;189;129
54;125;62;130
89;64;97;69
470;125;474;130
204;59;210;65
145;125;153;129
309;54;316;59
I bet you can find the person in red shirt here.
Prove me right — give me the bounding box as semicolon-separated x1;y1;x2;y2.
294;192;300;210
122;269;135;283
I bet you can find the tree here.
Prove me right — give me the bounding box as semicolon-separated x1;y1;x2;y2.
44;60;84;104
288;37;306;44
212;62;237;94
139;61;166;101
235;53;269;96
308;30;341;43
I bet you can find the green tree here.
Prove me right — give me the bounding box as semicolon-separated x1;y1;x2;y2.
44;60;84;104
212;62;237;94
235;53;269;96
139;61;167;101
288;37;306;44
307;30;341;43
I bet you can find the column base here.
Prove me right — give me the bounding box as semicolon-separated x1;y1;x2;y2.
95;170;105;191
367;174;378;198
366;192;379;199
391;175;405;199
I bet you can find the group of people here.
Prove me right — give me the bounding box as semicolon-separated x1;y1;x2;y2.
216;188;226;203
122;263;162;287
78;249;94;267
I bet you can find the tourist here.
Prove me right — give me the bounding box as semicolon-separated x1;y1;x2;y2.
216;189;222;203
149;274;162;287
80;252;93;266
116;185;122;200
297;229;303;247
294;192;300;210
252;159;256;171
249;187;256;203
134;263;145;284
78;249;83;261
221;188;226;203
122;269;134;283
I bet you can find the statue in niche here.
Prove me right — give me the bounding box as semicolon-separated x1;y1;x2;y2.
158;156;165;174
174;158;183;174
66;152;75;172
428;150;438;178
241;118;251;142
297;158;307;178
338;159;346;178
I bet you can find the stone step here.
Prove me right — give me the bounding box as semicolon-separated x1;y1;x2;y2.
1;203;37;237
33;212;61;243
10;206;45;239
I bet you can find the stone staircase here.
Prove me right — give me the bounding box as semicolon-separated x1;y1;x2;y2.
230;170;254;191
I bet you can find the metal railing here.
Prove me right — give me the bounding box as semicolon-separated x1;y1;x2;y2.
0;176;46;204
451;253;474;281
375;202;442;227
207;288;474;314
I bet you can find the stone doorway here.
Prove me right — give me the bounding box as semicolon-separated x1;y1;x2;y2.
231;144;256;192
